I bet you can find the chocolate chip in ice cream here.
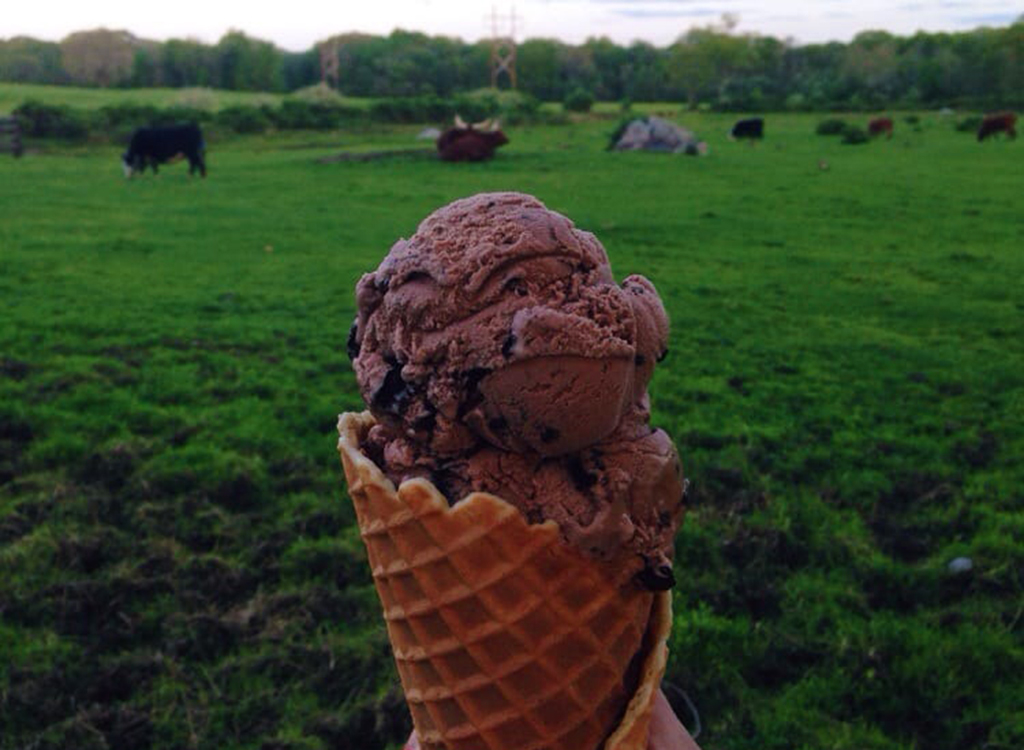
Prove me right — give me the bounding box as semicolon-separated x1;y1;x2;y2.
637;562;676;591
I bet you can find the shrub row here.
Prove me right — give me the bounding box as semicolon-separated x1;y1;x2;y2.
12;92;548;141
814;118;873;145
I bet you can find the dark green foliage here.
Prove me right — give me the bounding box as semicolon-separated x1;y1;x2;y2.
94;102;213;133
160;105;215;124
955;115;983;132
904;114;920;125
215;105;273;133
841;125;870;144
9;93;546;143
564;87;596;113
0;37;66;84
5;22;1024;110
369;95;455;124
12;99;91;139
452;91;499;121
271;100;364;130
816;117;848;135
607;116;644;149
454;89;545;125
495;92;543;125
98;103;162;129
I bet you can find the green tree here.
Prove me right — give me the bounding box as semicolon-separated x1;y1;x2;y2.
669;16;751;108
130;46;159;87
0;37;65;84
841;30;900;107
516;39;564;100
59;28;137;86
622;42;671;102
583;36;629;100
161;38;211;87
281;49;320;91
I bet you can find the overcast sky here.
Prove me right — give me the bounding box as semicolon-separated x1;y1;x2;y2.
3;1;1021;50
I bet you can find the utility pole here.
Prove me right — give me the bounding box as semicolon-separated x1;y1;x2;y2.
487;6;521;89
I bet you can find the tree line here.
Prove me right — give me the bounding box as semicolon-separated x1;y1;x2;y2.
2;17;1023;110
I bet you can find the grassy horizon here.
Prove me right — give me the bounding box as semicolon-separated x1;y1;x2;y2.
1;114;1022;750
0;82;381;117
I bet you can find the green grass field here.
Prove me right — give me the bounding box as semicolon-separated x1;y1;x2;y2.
0;83;282;114
0;82;379;117
1;109;1022;750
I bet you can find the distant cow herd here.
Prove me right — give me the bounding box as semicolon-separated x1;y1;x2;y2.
118;109;1016;178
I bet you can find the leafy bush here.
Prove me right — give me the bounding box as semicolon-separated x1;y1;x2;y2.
215;105;272;134
11;92;543;139
816;118;848;136
904;114;921;125
451;92;499;122
271;100;362;130
607;117;638;150
370;95;455;123
98;103;161;130
955;115;983;132
97;103;212;140
841;125;870;144
289;83;346;104
160;106;214;125
564;87;595;113
447;89;542;125
12;100;92;140
785;93;808;111
491;91;542;125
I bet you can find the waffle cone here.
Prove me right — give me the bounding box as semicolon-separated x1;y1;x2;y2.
339;412;671;750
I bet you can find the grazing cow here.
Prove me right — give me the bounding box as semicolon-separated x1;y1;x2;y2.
977;112;1017;142
123;123;206;178
730;117;764;141
868;117;894;139
436;116;509;161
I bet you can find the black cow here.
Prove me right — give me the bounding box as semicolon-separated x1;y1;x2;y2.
730;117;764;141
123;123;206;178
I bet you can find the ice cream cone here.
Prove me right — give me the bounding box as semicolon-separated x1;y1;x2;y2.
339;411;672;750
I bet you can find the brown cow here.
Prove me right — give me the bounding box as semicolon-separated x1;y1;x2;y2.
868;117;893;139
977;112;1017;142
437;116;509;161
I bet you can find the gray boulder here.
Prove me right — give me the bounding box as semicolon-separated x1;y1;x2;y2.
611;116;708;155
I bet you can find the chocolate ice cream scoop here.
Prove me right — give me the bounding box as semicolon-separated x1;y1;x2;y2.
350;192;684;585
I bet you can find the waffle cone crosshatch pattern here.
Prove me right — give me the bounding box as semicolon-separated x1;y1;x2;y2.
338;412;672;750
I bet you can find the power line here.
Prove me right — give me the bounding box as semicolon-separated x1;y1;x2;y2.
487;5;521;89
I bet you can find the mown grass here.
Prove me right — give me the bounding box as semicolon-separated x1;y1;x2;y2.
1;111;1022;750
0;83;375;116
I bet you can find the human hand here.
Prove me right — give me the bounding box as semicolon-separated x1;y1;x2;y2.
648;688;702;750
401;688;700;750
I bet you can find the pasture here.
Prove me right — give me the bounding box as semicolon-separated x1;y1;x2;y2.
0;83;292;115
1;111;1022;750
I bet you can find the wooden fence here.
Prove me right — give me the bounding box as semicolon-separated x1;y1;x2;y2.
0;117;24;157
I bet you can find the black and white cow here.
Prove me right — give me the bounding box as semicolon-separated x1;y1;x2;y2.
122;123;206;178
